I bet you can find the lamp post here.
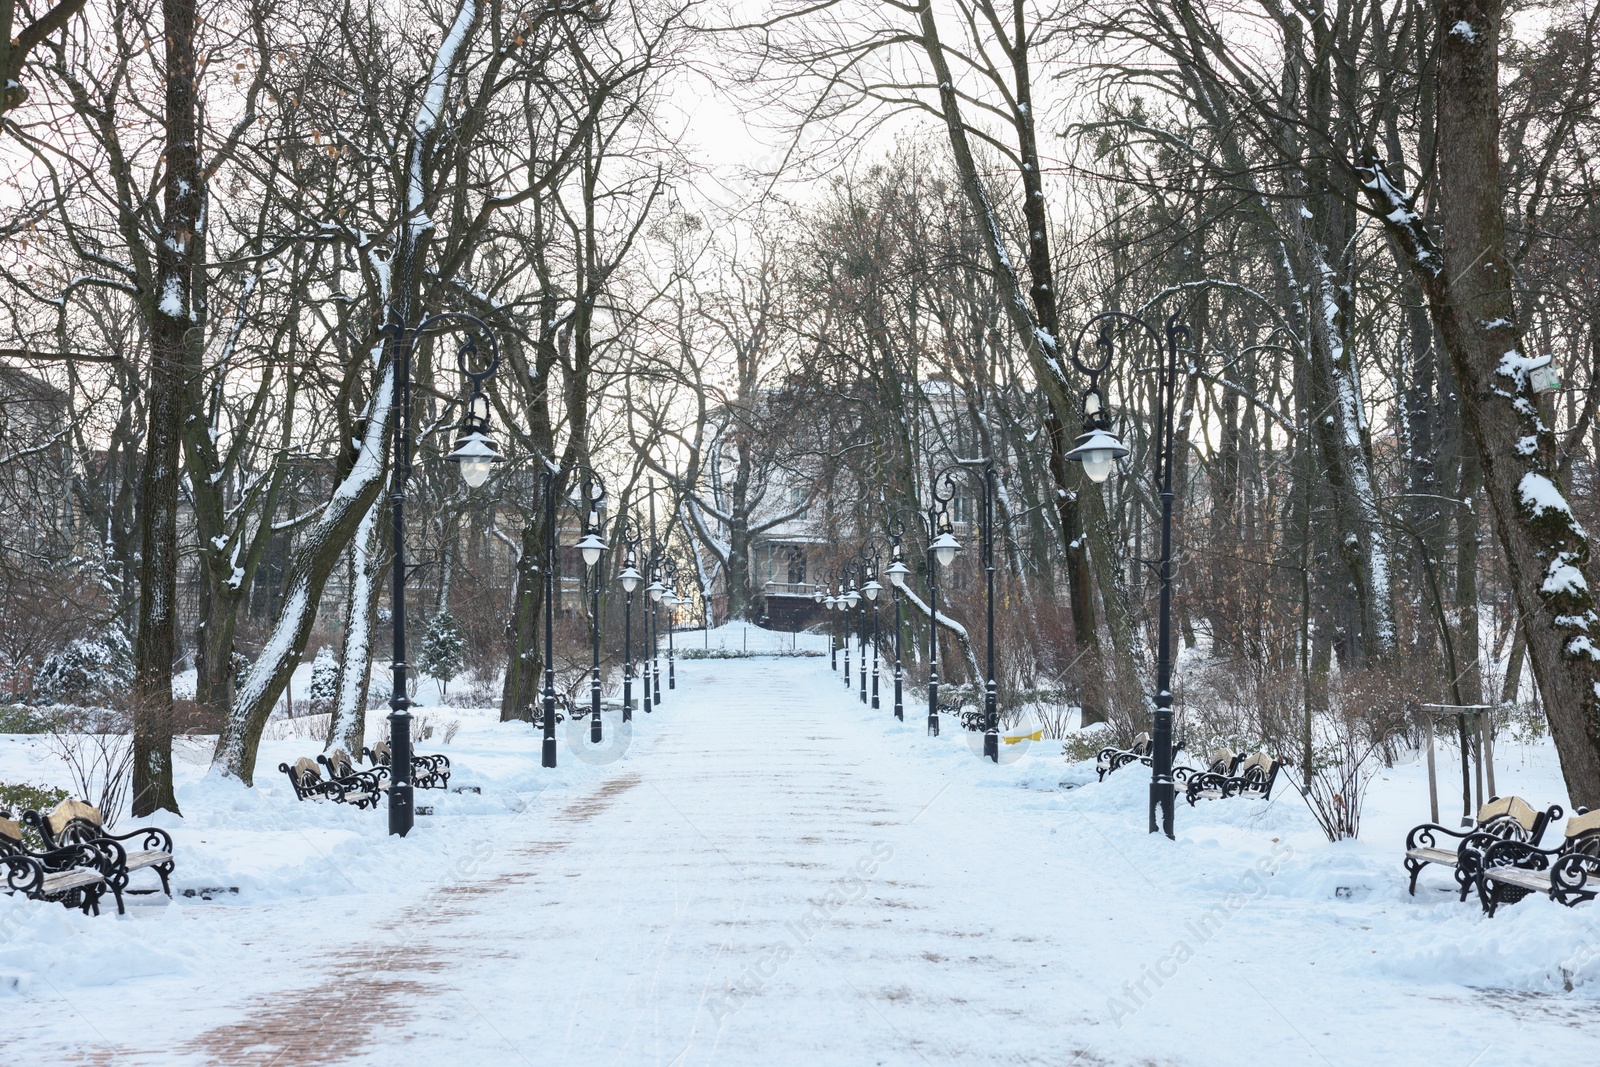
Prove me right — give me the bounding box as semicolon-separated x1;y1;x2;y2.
859;543;882;710
924;477;965;737
616;516;643;723
570;469;608;742
646;555;664;707
820;573;837;671
386;312;504;837
663;556;679;691
885;520;913;721
840;564;856;689
1064;311;1190;838
931;464;1000;761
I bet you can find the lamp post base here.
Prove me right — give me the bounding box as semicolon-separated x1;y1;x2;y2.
387;708;415;837
1149;779;1175;838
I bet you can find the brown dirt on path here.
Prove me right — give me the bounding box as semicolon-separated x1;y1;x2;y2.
187;772;642;1066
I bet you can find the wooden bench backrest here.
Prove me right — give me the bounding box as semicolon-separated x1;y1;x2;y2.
371;741;392;766
293;756;322;784
1240;751;1275;775
1565;809;1600;844
1132;732;1151;755
0;816;22;843
1476;795;1540;833
326;748;354;776
46;798;103;836
1210;748;1235;771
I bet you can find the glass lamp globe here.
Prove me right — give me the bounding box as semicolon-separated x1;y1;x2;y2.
886;560;910;588
845;587;860;608
648;579;665;602
575;531;607;568
931;530;962;568
1067;426;1127;484
618;565;642;593
863;578;882;601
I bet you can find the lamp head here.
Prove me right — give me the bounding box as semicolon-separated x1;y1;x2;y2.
886;560;910;588
1066;426;1129;484
617;565;642;593
445;397;503;488
863;578;882;601
575;530;607;568
930;530;962;568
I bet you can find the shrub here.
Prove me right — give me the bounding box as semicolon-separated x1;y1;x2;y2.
32;627;133;706
307;646;339;716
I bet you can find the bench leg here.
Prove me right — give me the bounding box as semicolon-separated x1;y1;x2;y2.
1404;857;1424;897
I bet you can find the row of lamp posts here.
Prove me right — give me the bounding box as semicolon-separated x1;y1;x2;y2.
803;310;1191;840
386;303;1189;840
379;311;694;836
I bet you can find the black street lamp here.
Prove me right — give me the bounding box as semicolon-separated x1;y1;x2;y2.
663;556;680;691
616;516;643;723
858;543;883;709
885;520;913;722
646;552;665;706
819;572;837;671
840;564;857;689
924;475;965;738
931;463;1000;761
1064;311;1190;838
571;469;609;743
387;312;504;837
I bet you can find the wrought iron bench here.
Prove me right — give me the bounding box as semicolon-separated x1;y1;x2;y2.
23;798;175;915
0;811;112;915
1095;732;1152;781
279;754;382;809
1403;795;1562;900
361;741;451;790
1185;751;1282;805
1475;808;1600;916
1095;733;1203;782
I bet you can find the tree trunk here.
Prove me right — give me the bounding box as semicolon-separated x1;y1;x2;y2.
500;515;546;722
1368;0;1600;805
131;0;203;817
210;365;392;782
328;498;385;751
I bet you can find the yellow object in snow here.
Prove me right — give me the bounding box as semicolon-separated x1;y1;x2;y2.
1002;724;1044;744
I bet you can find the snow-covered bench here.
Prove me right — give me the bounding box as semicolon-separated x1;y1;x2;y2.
23;798;175;915
280;754;382;809
1403;795;1562;900
1095;732;1152;780
1185;751;1282;805
0;811;113;915
1475;808;1600;916
362;741;451;790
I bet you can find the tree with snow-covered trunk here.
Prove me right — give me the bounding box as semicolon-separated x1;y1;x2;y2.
1360;0;1600;805
211;0;485;782
326;497;386;753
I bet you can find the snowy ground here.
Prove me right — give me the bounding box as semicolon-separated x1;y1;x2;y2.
2;648;1598;1065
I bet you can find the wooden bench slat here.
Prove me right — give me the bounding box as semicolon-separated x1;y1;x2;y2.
41;869;105;892
1484;866;1552;892
1406;847;1459;865
124;850;174;870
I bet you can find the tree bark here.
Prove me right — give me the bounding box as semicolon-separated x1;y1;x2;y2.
1368;0;1600;805
131;0;203;817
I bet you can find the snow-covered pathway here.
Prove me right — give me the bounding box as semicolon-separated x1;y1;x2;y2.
5;653;1599;1065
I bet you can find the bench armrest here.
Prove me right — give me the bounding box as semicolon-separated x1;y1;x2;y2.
2;853;44;895
1405;822;1479;852
1480;836;1563;872
97;825;174;855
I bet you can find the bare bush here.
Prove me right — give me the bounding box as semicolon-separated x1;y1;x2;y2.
43;706;134;828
